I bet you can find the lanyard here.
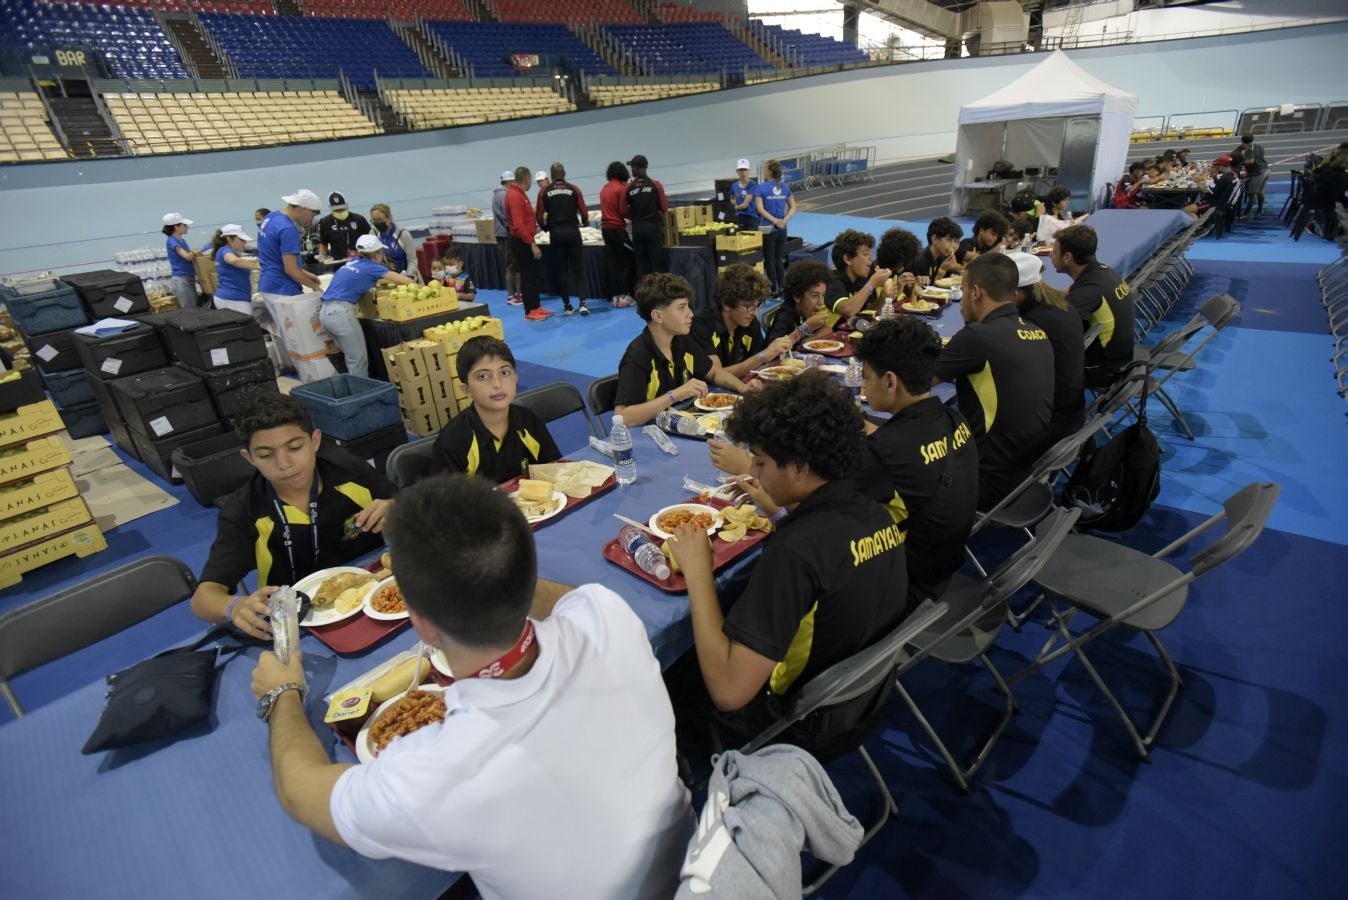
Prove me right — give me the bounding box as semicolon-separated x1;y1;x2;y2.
271;475;320;581
462;621;536;681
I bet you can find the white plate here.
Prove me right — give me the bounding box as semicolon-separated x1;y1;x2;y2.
648;503;723;540
694;394;739;412
919;287;950;300
430;646;455;680
361;576;408;622
355;684;447;764
296;566;378;627
801;339;844;353
510;489;569;524
819;363;848;376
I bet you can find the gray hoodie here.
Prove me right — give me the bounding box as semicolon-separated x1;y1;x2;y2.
676;744;864;898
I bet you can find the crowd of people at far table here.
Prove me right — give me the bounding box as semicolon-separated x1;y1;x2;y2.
170;163;1140;890
1109;134;1272;219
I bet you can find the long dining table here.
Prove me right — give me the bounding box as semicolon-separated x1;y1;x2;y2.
0;441;748;898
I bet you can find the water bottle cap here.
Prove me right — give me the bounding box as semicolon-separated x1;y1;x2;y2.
612;414;625;426
653;561;671;580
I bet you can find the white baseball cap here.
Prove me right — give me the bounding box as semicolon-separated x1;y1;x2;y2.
355;234;384;253
535;170;548;182
220;224;251;240
500;170;514;182
735;158;751;171
162;212;192;226
1007;251;1043;287
282;188;322;211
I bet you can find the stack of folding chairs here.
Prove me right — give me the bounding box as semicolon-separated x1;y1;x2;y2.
1324;206;1348;398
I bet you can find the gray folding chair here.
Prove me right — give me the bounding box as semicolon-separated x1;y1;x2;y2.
742;598;948;895
894;507;1079;791
0;556;198;716
515;381;599;438
1131;293;1240;440
586;374;620;436
386;434;436;489
1009;482;1280;760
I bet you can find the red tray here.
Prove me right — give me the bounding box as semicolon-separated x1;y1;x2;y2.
601;495;771;594
303;559;408;654
799;332;854;358
332;663;458;755
499;466;618;529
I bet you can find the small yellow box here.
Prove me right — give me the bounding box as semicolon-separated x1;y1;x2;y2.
0;435;72;485
373;288;459;323
0;522;106;589
0;496;92;554
0;468;80;523
423;317;505;355
407;339;450;380
0;400;63;450
716;232;763;252
401;400;443;437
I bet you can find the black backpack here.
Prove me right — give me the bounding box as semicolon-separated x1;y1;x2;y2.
1062;374;1161;532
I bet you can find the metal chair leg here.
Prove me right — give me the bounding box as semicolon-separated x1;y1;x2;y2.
1156;387;1196;440
894;678;971;792
1141;630;1184;747
1061;628;1152;761
0;678;23;717
803;745;897;894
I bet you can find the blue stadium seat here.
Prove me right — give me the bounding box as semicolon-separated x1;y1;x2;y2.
749;21;868;68
602;23;773;76
424;21;616;78
0;0;189;80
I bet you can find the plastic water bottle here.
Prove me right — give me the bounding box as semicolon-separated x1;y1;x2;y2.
844;358;863;407
618;524;671;580
655;408;705;437
949;284;963;306
610;414;637;485
878;297;896;321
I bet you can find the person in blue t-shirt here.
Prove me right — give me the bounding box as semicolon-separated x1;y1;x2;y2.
320;234;416;378
730;158;759;231
753;160;796;298
162;212;200;309
369;203;418;279
209;224;258;316
257;189;323;300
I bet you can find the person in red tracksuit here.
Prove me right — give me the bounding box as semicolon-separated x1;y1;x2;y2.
505;166;548;320
600;160;636;308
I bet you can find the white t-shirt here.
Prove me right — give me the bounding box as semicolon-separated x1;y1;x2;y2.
330;584;693;900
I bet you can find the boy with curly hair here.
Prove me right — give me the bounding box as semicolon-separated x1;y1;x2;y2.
690;264;795;381
665;372;909;759
826;228;892;326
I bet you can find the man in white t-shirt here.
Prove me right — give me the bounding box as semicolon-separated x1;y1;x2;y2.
250;474;693;900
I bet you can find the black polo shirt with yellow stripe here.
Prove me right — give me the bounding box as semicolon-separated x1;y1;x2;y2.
689;308;766;368
429;404;561;484
935;303;1054;507
825;270;869;330
858;397;980;603
614;328;714;407
723;479;908;699
200;444;395;589
762;302;806;346
1066;263;1134;374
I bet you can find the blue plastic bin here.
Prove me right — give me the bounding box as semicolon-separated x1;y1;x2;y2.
289;374;400;441
1;280;90;336
43;369;95;408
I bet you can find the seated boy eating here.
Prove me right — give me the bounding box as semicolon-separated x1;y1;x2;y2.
665;373;910;760
613;273;753;427
190;393;395;639
430;336;561;482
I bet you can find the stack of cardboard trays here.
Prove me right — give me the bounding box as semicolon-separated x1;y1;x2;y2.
415;316;506;434
381;340;456;438
662;205;713;247
714;231;766;273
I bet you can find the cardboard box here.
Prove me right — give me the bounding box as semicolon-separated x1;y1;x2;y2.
398;378;438;409
400;400;443;438
372;289;459;323
0;467;80;523
0;435;72;485
0;521;106;589
423;317;504;355
674;206;698;228
408;339;450;381
695;205;712;225
0;400;64;449
0;496;92;553
193;254;218;295
428;371;455;409
474;219;496;243
716;232;764;252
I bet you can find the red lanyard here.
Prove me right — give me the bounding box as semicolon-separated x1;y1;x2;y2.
461;620;536;681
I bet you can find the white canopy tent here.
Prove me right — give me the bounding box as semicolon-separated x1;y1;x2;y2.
950;50;1138;215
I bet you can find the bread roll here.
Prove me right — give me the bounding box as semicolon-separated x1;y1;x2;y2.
370;657;432;703
517;479;554;502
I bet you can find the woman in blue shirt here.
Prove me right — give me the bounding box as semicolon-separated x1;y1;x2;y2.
731;158;759;231
369;203;418;279
753;160;797;297
210;224;258;316
320;234;416;378
162;212;199;309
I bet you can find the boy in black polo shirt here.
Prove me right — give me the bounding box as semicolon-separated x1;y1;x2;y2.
935;253;1053;508
666;373;908;760
856;317;979;604
690;264;794;381
825;229;892;327
614;273;752;426
430;336;561;482
956;209;1010;265
913;218;964;284
763;260;831;345
190;394;395;639
1051;224;1135;389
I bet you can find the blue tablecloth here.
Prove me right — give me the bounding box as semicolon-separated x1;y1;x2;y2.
0;440;732;898
1040;209;1190;291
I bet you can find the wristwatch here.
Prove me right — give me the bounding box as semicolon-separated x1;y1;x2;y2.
256;682;307;721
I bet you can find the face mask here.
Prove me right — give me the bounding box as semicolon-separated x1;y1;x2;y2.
332;210;349;221
446;265;461;275
373;220;387;230
430;269;445;280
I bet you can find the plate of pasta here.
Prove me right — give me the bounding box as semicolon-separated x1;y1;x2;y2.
648;503;723;540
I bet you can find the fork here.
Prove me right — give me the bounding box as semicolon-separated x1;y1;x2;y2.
406;641;428;694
